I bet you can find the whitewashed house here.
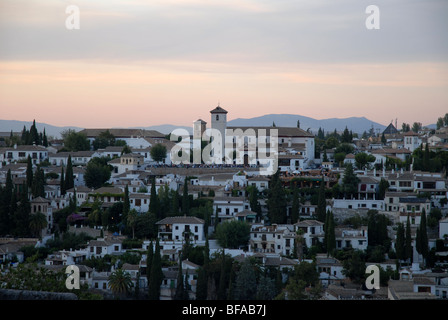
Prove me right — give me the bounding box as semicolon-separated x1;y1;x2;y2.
129;193;151;213
87;237;124;259
30;197;53;237
335;226;368;250
439;217;448;239
294;220;325;248
212;196;250;225
156;216;205;243
2;145;48;165
109;153;144;176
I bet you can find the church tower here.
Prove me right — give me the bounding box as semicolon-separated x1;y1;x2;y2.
210;105;228;148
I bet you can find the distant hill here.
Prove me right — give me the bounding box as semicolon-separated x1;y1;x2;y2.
228;114;387;134
3;115;433;140
0;119;82;139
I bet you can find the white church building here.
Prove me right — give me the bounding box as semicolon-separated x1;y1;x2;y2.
192;105;316;170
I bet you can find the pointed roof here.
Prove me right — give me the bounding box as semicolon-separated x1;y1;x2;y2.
210;106;228;114
383;123;398;135
31;197;50;203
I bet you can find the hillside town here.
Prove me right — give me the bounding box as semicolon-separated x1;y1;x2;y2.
1;107;448;301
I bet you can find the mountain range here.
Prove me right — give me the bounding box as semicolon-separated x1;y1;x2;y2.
0;115;434;139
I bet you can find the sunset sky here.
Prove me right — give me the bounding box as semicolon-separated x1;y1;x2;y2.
0;0;447;129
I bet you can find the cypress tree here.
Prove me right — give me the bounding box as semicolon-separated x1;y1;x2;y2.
13;185;31;237
60;166;66;196
21;126;29;145
1;170;14;233
31;167;45;198
182;177;190;216
146;241;153;291
423;144;430;171
196;236;210;300
148;238;163;300
267;171;286;224
248;185;261;221
184;269;190;300
317;177;326;222
341;163;359;199
416;226;422;256
43;128;48;147
291;185;300;224
123;185;130;216
174;258;186;300
30;120;39;145
326;210;336;257
149;177;160;218
196;267;208;300
420;209;429;264
405;214;413;263
217;250;227;300
171;190;180;214
395;222;405;263
65;155;74;191
26;156;33;189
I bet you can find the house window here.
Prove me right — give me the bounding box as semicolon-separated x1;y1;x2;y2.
103;283;107;289
216;115;219;121
195;226;198;232
114;245;119;251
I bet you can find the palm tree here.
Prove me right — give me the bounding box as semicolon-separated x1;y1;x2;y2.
108;269;133;299
127;209;138;239
29;212;48;238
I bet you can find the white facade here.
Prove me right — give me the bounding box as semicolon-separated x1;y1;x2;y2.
156;216;205;243
439;218;448;239
335;227;368;251
212;196;250;224
404;132;421;152
87;237;124;258
129;193;150;213
3;145;48;165
332;198;384;210
294;220;325;248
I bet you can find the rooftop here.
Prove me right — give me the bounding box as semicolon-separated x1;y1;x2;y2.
156;216;205;225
